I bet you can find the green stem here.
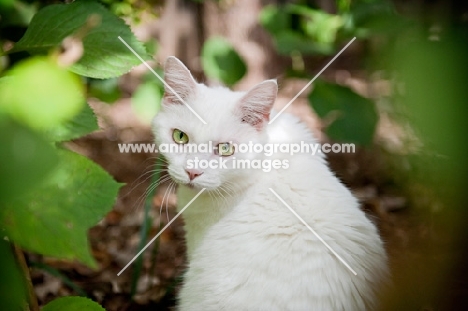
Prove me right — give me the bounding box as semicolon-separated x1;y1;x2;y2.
130;155;162;298
13;244;39;311
29;261;87;297
149;219;162;281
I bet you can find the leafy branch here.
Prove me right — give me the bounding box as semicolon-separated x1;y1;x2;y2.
0;0;149;309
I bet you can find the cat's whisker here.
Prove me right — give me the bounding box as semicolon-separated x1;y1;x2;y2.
220;180;237;193
143;156;159;164
131;181;158;212
121;156;167;196
223;186;234;201
138;162;168;176
132;175;172;212
133;157;167;179
127;159;170;211
221;180;240;198
164;181;175;223
144;155;169;165
213;188;223;206
142;164;167;171
218;188;230;207
165;182;176;223
207;190;217;206
212;187;227;206
209;188;227;205
219;185;234;203
124;168;168;199
137;157;169;175
222;183;243;205
159;180;173;226
155;156;169;164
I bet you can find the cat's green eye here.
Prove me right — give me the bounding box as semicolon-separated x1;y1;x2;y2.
216;142;235;156
172;129;189;144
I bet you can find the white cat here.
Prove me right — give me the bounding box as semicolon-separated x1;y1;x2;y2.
152;56;388;311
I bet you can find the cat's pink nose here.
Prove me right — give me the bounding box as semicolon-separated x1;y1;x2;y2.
185;169;203;181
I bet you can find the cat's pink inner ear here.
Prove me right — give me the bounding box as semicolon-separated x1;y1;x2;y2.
238;79;278;130
163;56;197;104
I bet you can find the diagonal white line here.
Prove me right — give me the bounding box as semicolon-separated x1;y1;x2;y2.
118;36;207;125
269;188;357;275
269;37;356;124
117;188;206;276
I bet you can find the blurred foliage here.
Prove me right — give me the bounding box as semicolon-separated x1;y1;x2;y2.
0;0;36;28
1;148;122;268
260;4;342;55
393;31;467;186
0;57;84;128
11;0;149;78
0;240;28;311
45;103;99;142
131;67;164;124
202;37;247;86
309;79;378;145
132;79;162;124
42;296;106;311
0;0;148;308
260;0;409;55
380;18;468;311
101;0;162;23
0;120;58;202
88;77;122;103
259;0;412;145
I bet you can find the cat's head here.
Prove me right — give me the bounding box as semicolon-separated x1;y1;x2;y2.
152;56;277;191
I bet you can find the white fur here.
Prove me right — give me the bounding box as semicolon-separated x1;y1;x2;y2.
152;57;388;311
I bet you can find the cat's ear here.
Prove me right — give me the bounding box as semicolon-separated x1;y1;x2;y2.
237;79;278;130
163;56;197;104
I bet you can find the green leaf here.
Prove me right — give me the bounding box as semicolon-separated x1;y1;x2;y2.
302;11;342;45
0;0;15;8
0;119;58;203
393;33;468;189
12;0;149;79
131;81;161;125
202;37;247;86
260;4;340;56
337;0;351;13
0;56;84;129
0;0;37;27
258;5;290;36
308;80;378;145
143;38;159;56
43;296;105;311
287;4;343;44
349;0;394;27
0;149;123;268
274;31;334;55
347;0;411;37
88;78;122;104
45;103;98;142
0;240;28;311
